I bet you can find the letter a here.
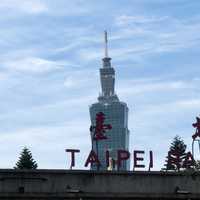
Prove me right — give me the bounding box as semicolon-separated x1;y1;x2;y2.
85;150;101;167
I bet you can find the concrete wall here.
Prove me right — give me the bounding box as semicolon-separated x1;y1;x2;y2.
0;169;199;199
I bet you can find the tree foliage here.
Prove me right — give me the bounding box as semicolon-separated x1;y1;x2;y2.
15;147;38;170
164;135;187;171
195;160;200;171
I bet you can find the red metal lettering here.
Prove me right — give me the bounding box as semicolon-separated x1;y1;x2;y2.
134;150;145;168
117;150;130;168
85;150;101;167
65;149;80;168
106;150;110;167
149;151;153;170
192;117;200;140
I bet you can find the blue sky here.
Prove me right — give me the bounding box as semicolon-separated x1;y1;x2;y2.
0;0;200;170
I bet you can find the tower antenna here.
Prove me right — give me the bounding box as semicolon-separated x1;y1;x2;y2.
104;30;108;58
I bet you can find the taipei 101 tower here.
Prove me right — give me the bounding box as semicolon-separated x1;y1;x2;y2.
89;32;130;170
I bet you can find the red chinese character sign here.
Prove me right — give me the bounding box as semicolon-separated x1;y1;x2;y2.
192;116;200;159
90;112;112;140
192;117;200;140
89;112;112;170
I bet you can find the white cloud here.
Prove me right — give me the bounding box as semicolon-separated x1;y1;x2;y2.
0;72;8;81
35;0;95;17
0;0;48;14
78;48;102;62
0;92;96;130
0;121;91;169
138;99;200;117
63;68;99;89
3;57;64;74
116;15;169;26
64;76;91;89
118;79;195;96
173;99;200;110
54;34;101;54
112;14;200;57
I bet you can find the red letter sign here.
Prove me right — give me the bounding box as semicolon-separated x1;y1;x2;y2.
134;150;145;168
85;150;101;167
65;149;80;168
117;150;130;168
106;150;110;167
148;151;153;171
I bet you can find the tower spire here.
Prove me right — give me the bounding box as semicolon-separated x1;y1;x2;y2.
102;31;111;68
99;31;119;101
104;30;108;58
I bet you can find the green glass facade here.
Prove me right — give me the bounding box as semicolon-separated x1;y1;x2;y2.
89;56;130;170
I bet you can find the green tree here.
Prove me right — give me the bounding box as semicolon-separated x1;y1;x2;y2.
15;147;38;169
164;135;187;171
194;160;200;171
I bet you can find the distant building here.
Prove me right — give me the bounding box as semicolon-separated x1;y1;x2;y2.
89;32;130;170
